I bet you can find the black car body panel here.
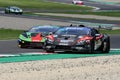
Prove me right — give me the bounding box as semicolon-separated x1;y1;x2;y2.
44;26;110;53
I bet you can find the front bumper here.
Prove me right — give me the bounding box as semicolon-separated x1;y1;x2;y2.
45;44;90;52
18;39;44;47
10;11;23;14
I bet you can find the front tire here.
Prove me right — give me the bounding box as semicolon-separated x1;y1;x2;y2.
46;50;54;53
5;10;9;14
89;39;95;53
43;41;54;53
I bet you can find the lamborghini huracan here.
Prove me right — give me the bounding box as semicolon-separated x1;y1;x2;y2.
18;25;60;48
44;25;110;53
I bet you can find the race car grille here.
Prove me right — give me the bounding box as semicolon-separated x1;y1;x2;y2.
30;42;43;46
23;42;44;47
55;45;71;49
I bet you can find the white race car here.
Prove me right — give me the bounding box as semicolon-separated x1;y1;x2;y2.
72;0;84;5
5;6;23;15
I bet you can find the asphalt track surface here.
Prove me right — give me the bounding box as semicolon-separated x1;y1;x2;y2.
0;34;120;54
1;13;120;25
0;14;119;54
0;0;120;54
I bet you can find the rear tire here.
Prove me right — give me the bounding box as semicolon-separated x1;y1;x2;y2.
5;11;9;14
101;37;110;53
43;40;55;53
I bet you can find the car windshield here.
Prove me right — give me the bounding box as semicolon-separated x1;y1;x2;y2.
73;0;81;1
29;26;59;33
11;6;21;10
55;27;90;35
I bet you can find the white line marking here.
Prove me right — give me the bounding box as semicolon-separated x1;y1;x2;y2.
0;54;19;57
0;49;120;57
111;48;120;50
20;52;54;55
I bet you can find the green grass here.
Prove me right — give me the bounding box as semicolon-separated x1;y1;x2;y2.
0;28;23;40
75;11;120;17
50;11;120;17
0;0;92;11
100;29;120;34
0;28;120;40
0;0;120;17
28;10;120;17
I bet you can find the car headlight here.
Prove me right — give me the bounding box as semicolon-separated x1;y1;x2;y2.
85;40;91;44
77;40;90;45
53;35;58;37
78;36;83;38
19;9;23;12
47;39;54;44
77;40;85;45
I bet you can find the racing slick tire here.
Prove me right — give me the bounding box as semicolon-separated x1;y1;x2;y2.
44;46;54;53
5;10;10;14
89;39;95;54
101;37;110;53
43;42;54;53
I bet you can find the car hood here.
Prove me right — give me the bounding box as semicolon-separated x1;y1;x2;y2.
53;34;79;44
19;32;46;42
56;34;78;40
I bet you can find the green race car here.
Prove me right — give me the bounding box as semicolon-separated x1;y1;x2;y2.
18;25;60;48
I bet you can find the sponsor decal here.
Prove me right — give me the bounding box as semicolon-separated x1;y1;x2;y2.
32;33;42;42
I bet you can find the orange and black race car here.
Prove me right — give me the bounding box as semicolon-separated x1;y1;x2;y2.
18;25;60;48
44;25;110;53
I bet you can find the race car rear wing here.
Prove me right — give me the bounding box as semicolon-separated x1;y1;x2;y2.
69;24;112;30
